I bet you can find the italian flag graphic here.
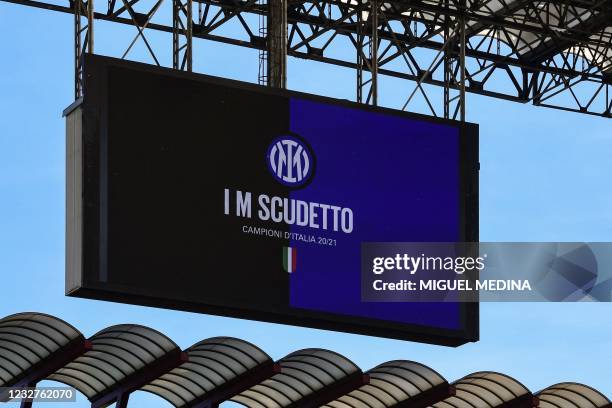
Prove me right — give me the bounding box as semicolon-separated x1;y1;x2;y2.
283;246;297;273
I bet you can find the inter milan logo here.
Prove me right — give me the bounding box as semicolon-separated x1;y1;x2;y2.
266;135;314;187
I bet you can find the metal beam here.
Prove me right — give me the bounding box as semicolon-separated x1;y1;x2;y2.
173;0;193;71
268;0;287;87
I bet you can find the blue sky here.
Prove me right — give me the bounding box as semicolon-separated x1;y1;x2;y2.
1;2;611;407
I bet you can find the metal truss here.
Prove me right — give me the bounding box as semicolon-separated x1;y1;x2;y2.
3;0;611;118
173;0;192;71
73;0;93;97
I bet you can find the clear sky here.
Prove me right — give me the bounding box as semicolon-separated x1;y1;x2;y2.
1;2;611;407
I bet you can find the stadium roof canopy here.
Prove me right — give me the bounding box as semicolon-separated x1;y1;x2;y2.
0;312;611;408
2;0;611;117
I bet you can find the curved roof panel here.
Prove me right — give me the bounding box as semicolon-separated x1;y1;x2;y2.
323;360;449;408
47;324;180;400
141;336;273;407
0;312;84;387
432;372;532;408
230;348;362;408
537;383;612;408
0;312;610;408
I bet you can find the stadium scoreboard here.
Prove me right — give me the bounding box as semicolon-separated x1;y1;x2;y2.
66;55;479;346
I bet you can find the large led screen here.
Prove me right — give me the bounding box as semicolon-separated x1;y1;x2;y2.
66;55;479;346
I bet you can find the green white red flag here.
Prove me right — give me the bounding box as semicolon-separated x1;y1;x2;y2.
283;246;297;273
